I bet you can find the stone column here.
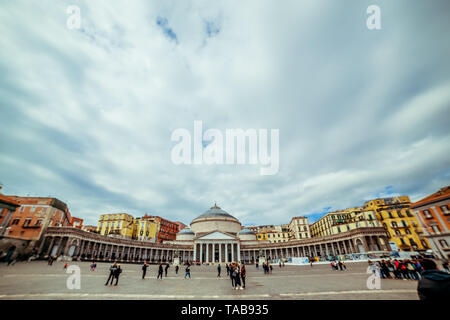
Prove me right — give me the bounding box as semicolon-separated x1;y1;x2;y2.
237;243;240;262
193;244;196;262
45;237;56;256
225;243;228;263
200;243;203;264
55;237;64;256
231;243;235;262
206;242;209;263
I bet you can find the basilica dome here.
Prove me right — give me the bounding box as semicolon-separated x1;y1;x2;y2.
190;204;242;235
238;228;257;241
176;227;195;241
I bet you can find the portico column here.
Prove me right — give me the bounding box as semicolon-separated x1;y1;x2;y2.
231;243;234;262
193;243;197;262
45;237;56;256
237;243;240;262
206;242;209;263
225;243;228;262
200;243;203;264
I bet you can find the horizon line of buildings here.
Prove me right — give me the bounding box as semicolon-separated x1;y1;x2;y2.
0;185;449;260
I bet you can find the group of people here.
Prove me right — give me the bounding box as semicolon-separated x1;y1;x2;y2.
330;260;347;271
105;262;122;286
140;261;191;279
225;262;247;290
262;262;273;274
368;259;424;280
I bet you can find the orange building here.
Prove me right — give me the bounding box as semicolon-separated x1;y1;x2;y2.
411;186;450;260
150;216;180;243
70;217;83;229
174;221;187;231
0;196;72;242
0;194;20;237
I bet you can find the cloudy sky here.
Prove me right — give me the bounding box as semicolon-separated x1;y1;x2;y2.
1;0;449;226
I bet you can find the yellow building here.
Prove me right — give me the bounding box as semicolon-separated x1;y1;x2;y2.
97;213;135;238
310;208;382;238
364;196;430;252
134;216;158;242
252;224;290;243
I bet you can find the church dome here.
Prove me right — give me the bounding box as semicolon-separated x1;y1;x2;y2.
176;227;195;241
238;228;257;240
239;228;255;235
190;204;242;235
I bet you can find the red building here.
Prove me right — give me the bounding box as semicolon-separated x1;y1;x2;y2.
411;186;450;260
0;195;72;242
149;216;180;243
70;217;84;229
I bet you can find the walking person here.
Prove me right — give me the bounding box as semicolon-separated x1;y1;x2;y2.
185;264;191;279
240;263;247;289
142;261;149;279
105;262;118;285
233;264;242;290
269;264;273;274
217;263;221;278
342;261;347;271
157;263;164;280
114;264;122;285
230;263;236;288
338;261;343;271
165;263;169;277
175;265;179;276
226;263;229;276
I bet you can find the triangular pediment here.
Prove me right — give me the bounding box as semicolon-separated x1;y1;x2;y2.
197;231;236;240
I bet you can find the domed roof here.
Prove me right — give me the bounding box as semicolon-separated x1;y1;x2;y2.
178;227;194;235
193;204;239;221
239;228;255;235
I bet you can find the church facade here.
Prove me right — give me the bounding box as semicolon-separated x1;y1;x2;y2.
36;205;391;264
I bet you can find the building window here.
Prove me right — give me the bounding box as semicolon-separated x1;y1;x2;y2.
11;219;20;225
407;210;413;217
423;210;433;219
23;218;32;227
405;229;411;235
431;225;440;234
441;205;450;215
389;212;394;219
439;239;448;248
35;219;43;226
421;240;428;248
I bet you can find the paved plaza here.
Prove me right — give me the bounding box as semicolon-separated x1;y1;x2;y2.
0;260;419;300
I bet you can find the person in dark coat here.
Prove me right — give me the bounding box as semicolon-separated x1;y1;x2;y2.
417;259;450;300
157;263;164;279
114;264;122;285
105;262;118;285
142;261;149;279
164;263;169;277
217;264;221;278
240;263;247;289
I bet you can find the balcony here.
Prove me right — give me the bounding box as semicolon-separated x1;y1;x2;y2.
390;223;408;228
